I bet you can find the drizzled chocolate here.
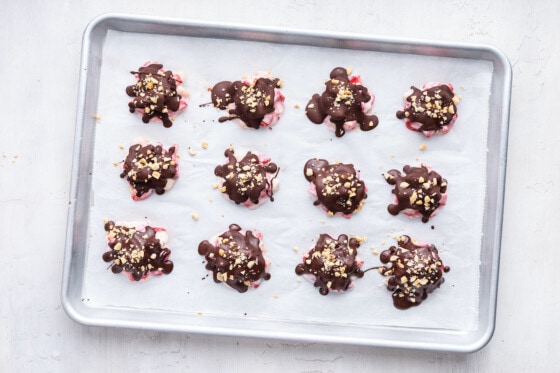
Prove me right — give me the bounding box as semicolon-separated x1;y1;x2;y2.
383;164;447;223
215;148;278;206
379;235;450;309
102;221;173;282
305;67;379;137
198;224;271;293
126;63;184;128
304;158;367;216
295;234;364;295
210;77;282;129
120;143;178;200
396;84;460;134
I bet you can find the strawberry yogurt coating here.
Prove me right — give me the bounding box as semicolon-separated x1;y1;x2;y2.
304;158;367;218
197;224;271;293
210;73;285;129
305;67;379;137
120;141;179;201
295;233;364;295
396;82;461;137
214;147;279;209
383;163;447;223
378;235;450;310
102;221;173;282
125;62;188;128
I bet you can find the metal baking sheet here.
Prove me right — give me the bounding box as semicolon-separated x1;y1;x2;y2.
62;13;511;352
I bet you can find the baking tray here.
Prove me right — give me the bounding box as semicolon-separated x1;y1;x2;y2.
62;13;511;352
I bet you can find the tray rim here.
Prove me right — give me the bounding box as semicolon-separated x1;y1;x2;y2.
62;12;511;353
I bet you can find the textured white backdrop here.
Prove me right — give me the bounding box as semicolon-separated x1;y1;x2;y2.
1;0;559;371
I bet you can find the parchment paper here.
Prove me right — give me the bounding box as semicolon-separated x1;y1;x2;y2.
83;29;492;332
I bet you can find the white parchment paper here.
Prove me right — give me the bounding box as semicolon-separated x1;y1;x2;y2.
83;29;493;332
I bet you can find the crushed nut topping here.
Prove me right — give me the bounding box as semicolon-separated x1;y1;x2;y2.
383;163;447;223
379;235;449;309
295;234;364;295
198;224;271;293
126;63;185;128
102;221;173;281
304;158;367;216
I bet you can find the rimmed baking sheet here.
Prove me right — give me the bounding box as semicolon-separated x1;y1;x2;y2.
62;13;511;352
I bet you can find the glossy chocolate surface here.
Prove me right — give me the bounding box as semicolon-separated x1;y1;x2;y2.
295;234;364;295
304;158;367;215
102;221;173;281
198;224;271;293
383;164;447;223
305;67;378;137
126;63;183;128
396;84;458;133
214;148;278;206
379;235;449;309
211;77;281;129
120;143;178;199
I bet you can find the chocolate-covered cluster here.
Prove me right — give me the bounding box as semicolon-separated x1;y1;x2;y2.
304;158;367;216
198;224;271;293
126;63;184;127
383;163;447;223
121;143;178;200
305;67;378;137
210;76;283;129
379;235;449;309
215;148;278;206
102;221;173;281
396;84;460;135
295;234;364;295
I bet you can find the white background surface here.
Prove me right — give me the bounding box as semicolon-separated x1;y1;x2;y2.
1;1;559;372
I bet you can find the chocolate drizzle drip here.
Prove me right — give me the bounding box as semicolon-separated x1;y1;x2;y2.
379;235;450;309
383;164;447;223
295;234;364;295
215;148;278;205
120;143;178;200
396;84;458;133
305;67;379;137
198;224;271;293
102;221;173;281
126;63;183;128
210;77;282;129
304;158;367;216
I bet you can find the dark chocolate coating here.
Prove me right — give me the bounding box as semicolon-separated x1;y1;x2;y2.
396;84;457;132
304;158;367;215
198;224;271;293
214;148;278;205
120;143;178;199
379;235;450;310
125;63;183;128
210;77;281;129
102;221;173;281
295;234;364;295
383;164;447;223
305;67;379;137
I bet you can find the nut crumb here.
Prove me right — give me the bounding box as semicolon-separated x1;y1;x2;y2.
192;213;199;221
92;114;101;120
372;249;379;255
188;147;196;156
419;144;427;150
273;294;279;299
293;246;300;253
294;104;300;109
196;312;203;316
119;144;125;150
201;141;209;149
